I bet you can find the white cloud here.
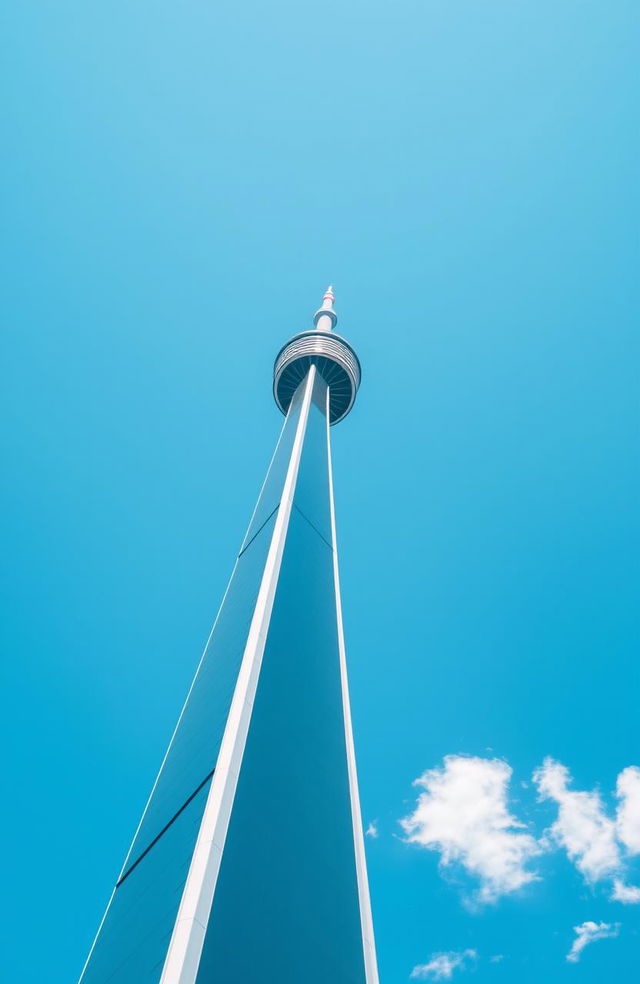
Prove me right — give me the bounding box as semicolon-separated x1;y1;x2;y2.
566;920;619;962
365;821;379;839
489;954;504;963
533;758;620;883
611;879;640;904
400;755;540;904
533;758;640;903
411;949;477;980
616;766;640;855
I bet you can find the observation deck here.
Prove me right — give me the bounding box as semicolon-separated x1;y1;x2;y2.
273;287;361;425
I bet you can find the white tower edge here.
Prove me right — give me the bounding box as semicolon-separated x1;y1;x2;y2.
326;385;380;984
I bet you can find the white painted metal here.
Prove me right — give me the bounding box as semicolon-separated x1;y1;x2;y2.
326;386;380;984
159;368;317;984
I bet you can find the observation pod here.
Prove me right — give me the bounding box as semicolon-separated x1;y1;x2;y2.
273;287;361;424
78;289;377;984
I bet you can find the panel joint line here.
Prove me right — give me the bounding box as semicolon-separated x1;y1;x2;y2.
116;768;215;888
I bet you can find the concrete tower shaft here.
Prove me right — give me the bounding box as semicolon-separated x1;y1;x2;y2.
78;291;377;984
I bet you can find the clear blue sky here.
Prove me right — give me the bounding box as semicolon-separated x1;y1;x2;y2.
1;2;638;982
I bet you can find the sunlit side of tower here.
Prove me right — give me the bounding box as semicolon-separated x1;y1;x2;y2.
79;289;378;984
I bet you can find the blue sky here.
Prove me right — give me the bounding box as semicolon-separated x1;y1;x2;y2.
1;2;638;981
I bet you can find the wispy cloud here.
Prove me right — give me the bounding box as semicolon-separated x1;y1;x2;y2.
611;880;640;904
400;755;540;904
533;758;640;902
365;820;379;839
411;949;477;980
566;921;619;962
616;766;640;855
533;758;620;883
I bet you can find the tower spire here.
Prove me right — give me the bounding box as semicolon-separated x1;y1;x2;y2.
313;284;338;332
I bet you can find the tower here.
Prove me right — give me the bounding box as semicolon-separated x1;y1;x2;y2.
79;289;379;984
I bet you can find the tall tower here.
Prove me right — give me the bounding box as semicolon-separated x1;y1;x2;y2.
79;289;379;984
